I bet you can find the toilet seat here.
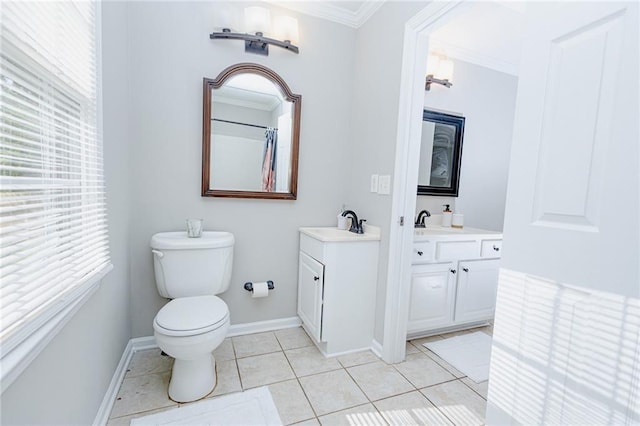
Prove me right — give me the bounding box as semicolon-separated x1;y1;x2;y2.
154;295;229;337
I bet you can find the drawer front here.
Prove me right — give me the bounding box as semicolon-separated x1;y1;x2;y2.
300;234;324;262
412;241;434;264
435;240;479;260
481;240;502;258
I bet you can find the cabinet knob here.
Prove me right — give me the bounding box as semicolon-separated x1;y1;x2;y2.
493;245;500;251
416;251;423;256
463;267;469;272
313;276;320;281
450;269;456;274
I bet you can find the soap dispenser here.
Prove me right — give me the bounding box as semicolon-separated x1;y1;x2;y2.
337;205;348;230
442;204;453;227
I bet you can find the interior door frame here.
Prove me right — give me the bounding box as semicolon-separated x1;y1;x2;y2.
382;1;469;363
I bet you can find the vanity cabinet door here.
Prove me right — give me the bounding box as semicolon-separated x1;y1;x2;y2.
454;259;500;323
297;252;324;342
407;262;456;333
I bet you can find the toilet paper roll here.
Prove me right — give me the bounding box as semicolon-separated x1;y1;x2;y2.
251;281;270;298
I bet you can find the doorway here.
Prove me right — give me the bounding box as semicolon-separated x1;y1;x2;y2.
382;1;522;363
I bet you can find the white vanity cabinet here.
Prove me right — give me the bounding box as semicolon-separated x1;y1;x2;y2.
408;228;502;336
298;251;324;342
408;262;456;331
455;258;501;323
298;227;380;356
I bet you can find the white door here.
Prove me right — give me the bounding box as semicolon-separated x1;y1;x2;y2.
297;252;324;342
487;2;639;425
407;262;456;333
455;259;500;323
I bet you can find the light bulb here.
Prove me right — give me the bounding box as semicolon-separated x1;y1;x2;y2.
439;58;454;82
214;5;240;32
244;6;271;35
426;53;441;76
274;15;299;44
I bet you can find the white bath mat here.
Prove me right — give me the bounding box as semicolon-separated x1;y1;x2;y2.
130;387;282;425
423;331;492;383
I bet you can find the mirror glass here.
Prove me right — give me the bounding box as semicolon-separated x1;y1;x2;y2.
202;64;301;199
417;110;465;196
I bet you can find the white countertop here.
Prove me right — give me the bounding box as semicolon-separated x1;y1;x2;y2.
414;226;502;241
300;225;381;242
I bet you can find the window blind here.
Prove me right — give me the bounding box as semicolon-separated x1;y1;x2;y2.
0;1;110;353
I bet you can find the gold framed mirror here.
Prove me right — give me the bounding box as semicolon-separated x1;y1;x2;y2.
202;63;301;199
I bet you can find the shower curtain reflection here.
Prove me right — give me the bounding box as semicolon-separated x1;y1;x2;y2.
262;128;277;192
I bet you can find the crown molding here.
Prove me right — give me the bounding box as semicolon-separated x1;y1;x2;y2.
265;1;385;28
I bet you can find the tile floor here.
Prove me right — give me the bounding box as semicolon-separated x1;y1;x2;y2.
107;325;492;425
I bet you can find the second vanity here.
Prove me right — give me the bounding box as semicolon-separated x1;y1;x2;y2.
409;226;503;337
298;226;380;356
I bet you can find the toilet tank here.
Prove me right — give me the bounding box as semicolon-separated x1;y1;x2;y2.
150;231;234;298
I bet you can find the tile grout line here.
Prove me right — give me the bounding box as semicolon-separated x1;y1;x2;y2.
406;333;478;425
231;332;318;425
341;362;397;424
420;391;459;426
459;377;488;401
108;349;180;420
279;337;320;423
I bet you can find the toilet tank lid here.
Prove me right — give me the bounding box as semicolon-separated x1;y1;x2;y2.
150;231;234;250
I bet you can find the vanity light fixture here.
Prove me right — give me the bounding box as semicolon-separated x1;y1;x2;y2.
210;6;299;56
425;53;454;90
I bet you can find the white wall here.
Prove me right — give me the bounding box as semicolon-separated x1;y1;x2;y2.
126;1;356;337
0;2;132;424
420;59;518;231
348;1;426;344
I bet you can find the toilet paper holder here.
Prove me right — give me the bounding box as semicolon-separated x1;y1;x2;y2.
244;280;275;292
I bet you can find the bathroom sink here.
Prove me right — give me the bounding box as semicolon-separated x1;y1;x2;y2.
415;226;463;235
414;226;501;237
300;226;381;242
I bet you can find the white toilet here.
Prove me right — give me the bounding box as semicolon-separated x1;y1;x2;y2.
150;231;234;403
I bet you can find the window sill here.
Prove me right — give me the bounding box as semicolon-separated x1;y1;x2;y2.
0;264;113;393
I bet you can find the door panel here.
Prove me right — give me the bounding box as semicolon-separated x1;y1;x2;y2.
488;2;639;425
455;259;500;323
501;2;638;295
407;262;455;332
297;252;324;342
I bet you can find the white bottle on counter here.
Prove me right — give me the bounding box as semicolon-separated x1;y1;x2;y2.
337;214;348;230
441;204;452;227
452;213;464;228
337;205;348;230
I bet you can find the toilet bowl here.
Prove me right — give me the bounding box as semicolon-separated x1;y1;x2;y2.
150;231;234;402
153;295;230;402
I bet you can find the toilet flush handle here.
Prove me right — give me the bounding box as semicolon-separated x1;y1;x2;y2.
152;249;164;258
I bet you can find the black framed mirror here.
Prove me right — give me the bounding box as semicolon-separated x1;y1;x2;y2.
417;109;465;196
202;63;301;199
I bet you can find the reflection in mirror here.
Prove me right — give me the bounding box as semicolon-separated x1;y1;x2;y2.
202;63;301;199
417;110;465;196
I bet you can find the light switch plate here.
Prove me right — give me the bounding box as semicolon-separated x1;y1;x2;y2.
370;174;379;193
378;175;391;195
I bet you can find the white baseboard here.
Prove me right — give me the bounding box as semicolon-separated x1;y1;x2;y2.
227;316;301;337
93;317;301;425
93;339;135;426
130;335;158;351
371;339;383;359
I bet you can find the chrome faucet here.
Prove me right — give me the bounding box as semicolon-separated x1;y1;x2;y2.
341;210;366;234
414;210;431;228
